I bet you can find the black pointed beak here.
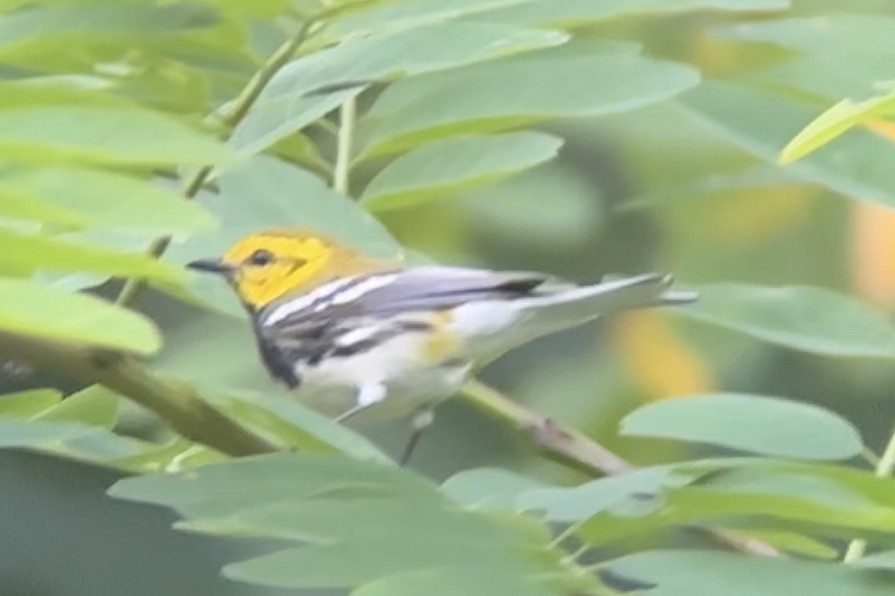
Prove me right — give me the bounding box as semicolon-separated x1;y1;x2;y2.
187;258;235;275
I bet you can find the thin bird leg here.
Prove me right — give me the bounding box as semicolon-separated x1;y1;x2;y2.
400;409;435;466
333;403;366;424
334;382;386;424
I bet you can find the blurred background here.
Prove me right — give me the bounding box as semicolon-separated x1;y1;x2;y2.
3;0;895;594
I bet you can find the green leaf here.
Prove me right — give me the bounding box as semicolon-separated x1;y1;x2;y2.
441;468;550;510
578;464;895;547
518;462;726;522
214;501;553;588
361;132;563;210
0;183;87;227
0;228;184;283
0;106;233;166
691;467;895;530
324;0;544;40
151;309;272;383
0;4;223;77
111;453;583;594
781;90;895;163
679;80;895;209
292;21;566;95
518;457;895;538
620;393;864;459
33;229;154;292
858;551;895;570
353;567;559;596
718;14;895;55
180;156;399;256
758;460;895;509
0;83;233;166
231;22;567;155
110;453;434;517
0;388;62;418
196;0;289;18
0;418;97;447
359;53;699;156
476;0;790;28
0;278;162;354
0;167;216;234
110;438;228;474
0;2;217;58
0;398;164;469
604;550;895;596
46;431;152;467
715;16;895;100
35;385;119;429
228;89;364;162
269;131;331;175
198;387;392;463
678;284;895;359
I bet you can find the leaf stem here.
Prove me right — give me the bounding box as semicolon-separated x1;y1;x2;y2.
550;521;585;549
860;446;881;468
114;15;324;308
843;423;895;562
333;96;357;194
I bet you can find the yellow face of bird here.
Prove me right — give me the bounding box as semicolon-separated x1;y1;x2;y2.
188;229;386;310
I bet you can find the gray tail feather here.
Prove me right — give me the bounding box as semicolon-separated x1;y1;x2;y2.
571;272;698;312
632;273;699;306
475;272;696;365
519;272;697;336
660;289;701;305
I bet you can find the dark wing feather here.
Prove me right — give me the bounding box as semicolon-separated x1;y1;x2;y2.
267;266;569;333
347;267;564;316
253;267;573;386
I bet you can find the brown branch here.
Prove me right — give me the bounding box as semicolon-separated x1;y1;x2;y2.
0;332;279;456
460;380;780;557
462;380;630;476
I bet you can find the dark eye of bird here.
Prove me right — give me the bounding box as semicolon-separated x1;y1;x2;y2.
247;249;275;267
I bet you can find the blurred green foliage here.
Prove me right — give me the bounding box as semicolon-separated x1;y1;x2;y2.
2;0;895;594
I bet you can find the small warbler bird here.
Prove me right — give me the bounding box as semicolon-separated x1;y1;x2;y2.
188;228;696;462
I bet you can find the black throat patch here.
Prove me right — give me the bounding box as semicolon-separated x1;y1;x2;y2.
251;316;301;388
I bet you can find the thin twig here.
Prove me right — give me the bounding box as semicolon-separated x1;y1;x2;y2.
223;17;323;128
114;166;213;306
462;380;630;476
843;422;895;562
333;96;357;194
460;380;780;557
114;16;325;308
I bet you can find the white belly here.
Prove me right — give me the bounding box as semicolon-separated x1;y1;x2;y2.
291;330;471;424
